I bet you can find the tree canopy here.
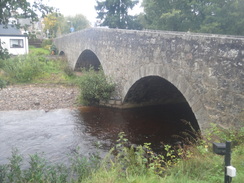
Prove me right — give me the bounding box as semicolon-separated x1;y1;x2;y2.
0;0;54;26
141;0;244;35
41;13;90;38
65;14;90;33
95;0;142;29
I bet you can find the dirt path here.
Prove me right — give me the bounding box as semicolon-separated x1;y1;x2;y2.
0;84;80;111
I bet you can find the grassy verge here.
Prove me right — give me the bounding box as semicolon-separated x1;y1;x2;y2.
1;125;243;183
0;47;78;85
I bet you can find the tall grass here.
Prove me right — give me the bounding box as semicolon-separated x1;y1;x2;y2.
82;126;244;183
29;45;50;55
2;55;44;83
0;47;76;85
0;149;100;183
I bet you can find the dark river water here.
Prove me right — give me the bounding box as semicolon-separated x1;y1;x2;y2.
0;104;197;165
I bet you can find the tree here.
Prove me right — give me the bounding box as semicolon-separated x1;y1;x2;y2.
42;13;90;37
142;0;200;32
198;0;244;35
141;0;244;35
65;14;90;33
43;13;60;38
0;0;54;26
95;0;142;29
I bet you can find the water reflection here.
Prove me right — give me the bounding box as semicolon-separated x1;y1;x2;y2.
0;103;198;165
78;103;197;151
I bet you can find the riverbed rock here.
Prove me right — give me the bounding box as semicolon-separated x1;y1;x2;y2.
0;84;80;111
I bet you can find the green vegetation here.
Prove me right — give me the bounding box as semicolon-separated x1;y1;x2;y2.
95;0;142;29
29;45;50;55
0;47;115;106
140;0;244;35
0;0;54;26
77;67;115;105
0;149;100;183
0;125;244;183
0;47;76;85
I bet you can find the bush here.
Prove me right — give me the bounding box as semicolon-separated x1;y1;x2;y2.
78;68;115;105
2;55;44;83
0;45;10;60
41;39;53;49
0;78;6;89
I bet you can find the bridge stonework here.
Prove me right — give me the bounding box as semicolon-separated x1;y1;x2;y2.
54;28;244;130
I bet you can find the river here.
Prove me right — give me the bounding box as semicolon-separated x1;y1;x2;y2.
0;104;198;165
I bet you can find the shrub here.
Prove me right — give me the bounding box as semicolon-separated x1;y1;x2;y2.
2;55;44;83
41;39;52;48
78;67;115;105
59;58;74;77
0;78;7;89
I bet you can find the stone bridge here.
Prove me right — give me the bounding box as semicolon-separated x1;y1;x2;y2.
54;28;244;131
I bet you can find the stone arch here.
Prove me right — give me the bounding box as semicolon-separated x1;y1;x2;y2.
59;51;65;56
74;49;102;71
122;64;207;131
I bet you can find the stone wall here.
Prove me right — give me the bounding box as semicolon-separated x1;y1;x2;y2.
54;28;244;130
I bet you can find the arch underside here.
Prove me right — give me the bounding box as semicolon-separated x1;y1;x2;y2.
75;49;101;71
124;76;186;106
123;72;202;131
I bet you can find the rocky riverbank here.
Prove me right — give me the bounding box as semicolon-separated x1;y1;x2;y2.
0;84;80;111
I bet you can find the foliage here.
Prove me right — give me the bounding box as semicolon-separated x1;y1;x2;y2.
29;46;50;55
0;0;54;26
43;12;62;38
83;127;244;183
1;55;44;83
0;47;76;85
141;0;244;35
42;13;90;37
64;14;90;33
198;123;244;149
41;39;53;49
0;43;10;60
78;67;115;105
0;149;100;183
0;77;7;89
95;0;142;29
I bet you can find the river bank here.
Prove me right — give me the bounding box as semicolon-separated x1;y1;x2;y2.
0;84;80;111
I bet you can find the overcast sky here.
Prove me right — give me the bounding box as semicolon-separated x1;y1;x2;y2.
41;0;143;26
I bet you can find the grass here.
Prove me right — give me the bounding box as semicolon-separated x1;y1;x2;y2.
0;47;78;85
79;128;244;183
28;45;50;55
